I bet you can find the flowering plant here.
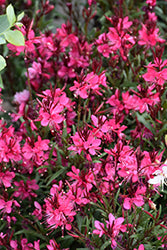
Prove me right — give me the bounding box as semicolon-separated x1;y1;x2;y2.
0;0;167;249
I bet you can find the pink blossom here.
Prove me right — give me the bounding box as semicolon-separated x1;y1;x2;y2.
0;171;15;188
13;179;39;200
143;59;167;86
68;42;90;68
70;71;107;98
0;0;5;5
96;34;111;58
123;186;146;210
47;239;60;250
93;213;126;249
106;89;124;113
88;0;96;5
93;220;105;237
83;135;101;155
134;244;145;250
0;200;13;214
138;24;165;47
45;184;76;230
0;232;6;246
67;165;95;193
68;130;101;159
0;126;22;162
0;199;20;214
60;34;78;48
146;0;156;6
68;132;84;155
10;240;18;250
32;201;42;220
14;90;30;104
47;239;69;250
22;136;49;165
58;65;76;79
19;238;40;250
96;16;135;60
37;87;74;131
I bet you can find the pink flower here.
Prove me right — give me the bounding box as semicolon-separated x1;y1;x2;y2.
22;136;49;165
0;199;20;214
143;59;167;86
13;179;39;200
58;65;76;79
134;244;145;250
0;171;15;188
70;71;107;99
93;213;126;249
45;184;76;230
146;0;156;6
96;16;135;60
47;239;60;250
88;0;96;5
0;125;22;163
123;186;146;210
93;220;105;237
10;240;18;250
37;87;74;131
0;0;5;5
83;135;101;155
0;232;6;246
47;239;69;250
138;24;165;47
68;132;84;155
14;90;30;104
68;130;101;159
0;200;13;214
32;201;42;220
19;238;40;250
67;165;94;193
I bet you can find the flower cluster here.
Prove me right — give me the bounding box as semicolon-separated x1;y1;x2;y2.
0;0;167;249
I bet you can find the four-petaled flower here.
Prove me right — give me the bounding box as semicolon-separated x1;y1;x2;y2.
148;165;167;191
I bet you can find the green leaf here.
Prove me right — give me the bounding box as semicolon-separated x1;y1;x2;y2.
0;35;6;45
0;55;6;71
136;113;155;134
17;11;24;21
46;168;65;186
4;29;25;46
15;229;47;240
76;249;89;250
0;75;4;89
62;120;67;138
0;14;10;34
6;4;16;26
100;240;111;250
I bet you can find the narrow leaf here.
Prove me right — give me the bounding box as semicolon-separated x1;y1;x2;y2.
136;113;155;134
15;229;47;240
100;240;111;250
0;75;4;89
46;168;64;186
